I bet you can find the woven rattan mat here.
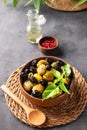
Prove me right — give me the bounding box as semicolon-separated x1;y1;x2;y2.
4;65;87;128
46;0;87;11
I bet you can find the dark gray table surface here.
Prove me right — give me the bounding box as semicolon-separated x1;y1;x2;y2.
0;1;87;130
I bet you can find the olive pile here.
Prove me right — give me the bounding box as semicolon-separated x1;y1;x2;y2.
20;58;71;98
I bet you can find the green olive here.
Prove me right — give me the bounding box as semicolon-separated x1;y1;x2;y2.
43;71;54;81
37;60;48;67
28;72;33;79
51;62;56;68
48;82;53;85
32;84;44;93
23;80;33;92
62;78;70;84
34;73;42;83
37;64;46;75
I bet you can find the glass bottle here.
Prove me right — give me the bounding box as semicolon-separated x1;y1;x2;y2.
26;9;46;44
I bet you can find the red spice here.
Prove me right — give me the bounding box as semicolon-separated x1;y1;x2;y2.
41;40;56;48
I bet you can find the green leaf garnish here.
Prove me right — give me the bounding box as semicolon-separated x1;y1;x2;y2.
42;84;60;100
58;81;70;94
51;68;61;78
61;64;71;78
53;76;62;84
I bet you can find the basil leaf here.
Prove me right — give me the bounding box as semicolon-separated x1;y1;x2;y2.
53;75;62;84
42;84;60;100
51;68;60;79
13;0;20;7
61;64;71;77
42;90;52;100
58;81;70;94
3;0;7;4
33;0;40;10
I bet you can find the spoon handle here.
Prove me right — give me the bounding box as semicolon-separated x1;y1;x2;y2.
1;85;46;126
1;85;33;112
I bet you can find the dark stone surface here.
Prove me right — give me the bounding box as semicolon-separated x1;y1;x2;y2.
0;1;87;130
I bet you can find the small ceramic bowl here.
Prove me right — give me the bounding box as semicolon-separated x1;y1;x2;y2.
38;36;59;55
19;56;74;108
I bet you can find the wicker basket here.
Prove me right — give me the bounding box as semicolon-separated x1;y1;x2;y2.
46;0;87;11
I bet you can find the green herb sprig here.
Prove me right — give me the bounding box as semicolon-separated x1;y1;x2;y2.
42;63;71;101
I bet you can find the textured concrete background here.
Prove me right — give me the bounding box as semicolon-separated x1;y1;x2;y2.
0;1;87;130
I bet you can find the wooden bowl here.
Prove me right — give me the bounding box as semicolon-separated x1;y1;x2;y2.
19;56;74;108
38;36;59;55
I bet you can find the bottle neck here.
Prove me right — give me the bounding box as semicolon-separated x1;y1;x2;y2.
28;18;40;26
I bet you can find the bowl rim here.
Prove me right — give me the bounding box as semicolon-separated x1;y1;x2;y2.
19;56;74;107
38;36;59;50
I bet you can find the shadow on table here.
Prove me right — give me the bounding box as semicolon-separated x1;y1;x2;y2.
43;46;65;57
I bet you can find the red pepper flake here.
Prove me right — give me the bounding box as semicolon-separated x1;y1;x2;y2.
41;40;56;48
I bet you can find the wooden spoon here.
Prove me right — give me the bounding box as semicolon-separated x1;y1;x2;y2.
1;85;46;126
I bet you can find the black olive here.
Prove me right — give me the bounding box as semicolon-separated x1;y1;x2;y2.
45;58;53;64
55;82;59;86
24;68;30;74
56;60;65;67
55;65;61;72
29;66;36;73
20;71;25;78
69;71;73;79
29;76;37;84
31;90;41;98
40;79;48;87
55;60;65;71
65;84;70;90
20;71;27;78
20;71;28;81
31;59;38;66
46;64;51;70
